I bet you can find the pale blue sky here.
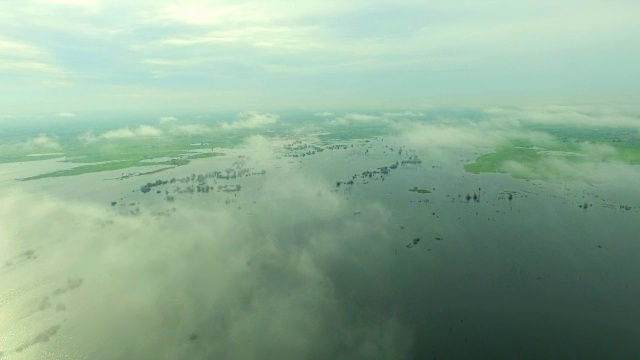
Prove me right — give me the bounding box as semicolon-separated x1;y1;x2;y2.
1;0;639;116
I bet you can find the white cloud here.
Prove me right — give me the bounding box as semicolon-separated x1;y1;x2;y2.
1;1;639;113
0;37;70;79
0;161;412;358
484;105;640;129
0;61;67;75
382;111;424;118
149;25;325;52
0;38;47;58
78;131;97;143
56;112;76;118
399;123;506;149
221;111;279;130
101;125;162;139
158;115;178;123
329;113;389;126
501;155;636;184
397;116;556;150
20;134;62;150
168;124;214;135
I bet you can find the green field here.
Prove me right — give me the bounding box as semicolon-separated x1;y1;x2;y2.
464;125;640;180
21;151;224;181
3;133;232;181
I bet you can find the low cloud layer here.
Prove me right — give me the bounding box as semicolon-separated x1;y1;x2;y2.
221;112;279;130
0;162;412;359
330;113;389;126
10;134;63;151
484;104;640;129
101;125;163;139
167;124;215;135
396;120;554;150
158;115;179;123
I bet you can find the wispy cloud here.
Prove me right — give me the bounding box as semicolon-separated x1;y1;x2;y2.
101;125;162;139
158;115;178;124
0;38;48;58
16;134;62;150
168;124;214;135
1;0;639;113
484;104;640;129
329;113;389;126
0;37;65;72
221;111;278;130
0;152;412;358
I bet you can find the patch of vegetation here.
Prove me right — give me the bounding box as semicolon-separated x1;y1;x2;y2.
409;187;431;194
21;160;159;180
0;153;64;163
464;126;640;180
186;152;225;160
10;132;229;180
317;125;394;141
20;152;224;181
464;147;543;174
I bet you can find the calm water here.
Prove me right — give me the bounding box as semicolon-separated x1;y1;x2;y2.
1;135;639;359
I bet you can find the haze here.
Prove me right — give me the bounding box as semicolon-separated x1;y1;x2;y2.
1;0;639;115
1;1;640;360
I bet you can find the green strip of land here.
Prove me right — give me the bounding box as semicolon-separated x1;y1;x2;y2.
409;188;431;194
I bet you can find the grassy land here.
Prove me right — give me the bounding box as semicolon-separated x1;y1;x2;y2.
0;153;64;163
1;129;236;181
22;160;160;180
317;125;394;141
185;152;224;160
20;151;224;181
464;126;640;180
464;147;542;174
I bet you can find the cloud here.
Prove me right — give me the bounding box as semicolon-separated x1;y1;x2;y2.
158;115;178;123
0;38;47;58
382;111;424;118
0;38;69;77
398;120;523;149
2;1;640;113
168;124;215;135
221;111;279;130
329;113;389;126
101;125;163;139
0;155;413;358
19;134;62;150
389;106;638;183
56;112;76;118
501;154;638;184
484;104;640;129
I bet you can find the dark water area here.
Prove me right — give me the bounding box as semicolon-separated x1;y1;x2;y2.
302;140;640;359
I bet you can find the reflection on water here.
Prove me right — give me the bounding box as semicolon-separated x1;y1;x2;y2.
1;134;639;359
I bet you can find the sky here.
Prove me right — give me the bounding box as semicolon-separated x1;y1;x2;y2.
1;0;639;115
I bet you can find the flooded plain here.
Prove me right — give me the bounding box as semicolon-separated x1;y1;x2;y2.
1;132;639;359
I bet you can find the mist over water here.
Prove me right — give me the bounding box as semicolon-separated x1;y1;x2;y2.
2;0;639;356
1;111;640;359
